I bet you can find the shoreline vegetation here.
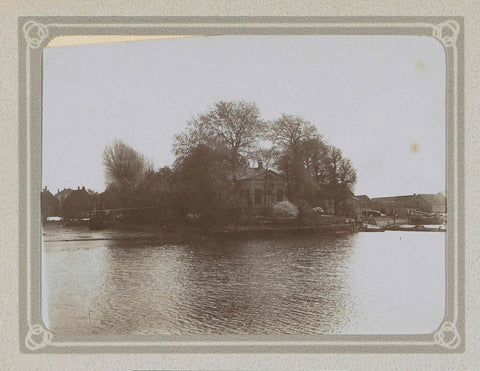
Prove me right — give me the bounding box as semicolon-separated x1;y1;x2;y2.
43;100;446;237
42;223;356;243
44;215;358;242
43;214;445;246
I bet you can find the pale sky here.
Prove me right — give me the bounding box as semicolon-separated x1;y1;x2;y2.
42;35;446;198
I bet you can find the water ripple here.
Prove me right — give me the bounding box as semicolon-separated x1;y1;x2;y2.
43;229;445;335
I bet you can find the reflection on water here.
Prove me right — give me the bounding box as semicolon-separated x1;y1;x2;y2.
42;228;445;335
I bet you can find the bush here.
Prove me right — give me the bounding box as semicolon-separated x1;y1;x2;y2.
312;206;325;214
272;201;299;218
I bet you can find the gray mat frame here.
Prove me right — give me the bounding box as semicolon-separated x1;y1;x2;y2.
18;16;464;353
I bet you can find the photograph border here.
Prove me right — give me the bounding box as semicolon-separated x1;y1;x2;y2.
18;16;465;353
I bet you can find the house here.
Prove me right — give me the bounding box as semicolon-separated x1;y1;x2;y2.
232;161;286;215
316;184;356;215
394;195;415;206
405;193;446;213
62;186;92;219
355;195;371;213
369;196;396;213
370;196;397;203
356;195;371;202
41;186;61;220
343;196;361;216
391;194;416;215
368;194;415;216
367;193;445;215
55;187;74;206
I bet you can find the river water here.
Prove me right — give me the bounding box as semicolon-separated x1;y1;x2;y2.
42;226;445;335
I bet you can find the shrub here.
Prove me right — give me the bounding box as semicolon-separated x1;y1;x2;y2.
272;201;299;218
312;206;325;214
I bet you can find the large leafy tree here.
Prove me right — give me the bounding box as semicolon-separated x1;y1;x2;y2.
271;114;320;154
270;115;356;211
172;144;231;225
134;166;173;206
173;100;268;171
102;140;151;189
322;146;357;213
301;137;329;183
62;188;91;219
271;114;326;200
324;146;357;190
101;140;154;211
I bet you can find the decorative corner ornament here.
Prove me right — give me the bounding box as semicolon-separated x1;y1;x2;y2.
433;20;460;48
434;322;460;349
23;20;49;49
25;324;53;350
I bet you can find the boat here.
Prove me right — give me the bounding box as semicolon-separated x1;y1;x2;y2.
408;215;442;225
408;211;444;225
420;224;446;232
360;223;385;232
397;224;416;230
396;224;446;232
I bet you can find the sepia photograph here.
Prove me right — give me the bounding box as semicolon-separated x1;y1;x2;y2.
40;34;448;337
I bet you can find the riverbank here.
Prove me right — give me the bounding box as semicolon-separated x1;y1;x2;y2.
43;216;447;244
43;219;356;243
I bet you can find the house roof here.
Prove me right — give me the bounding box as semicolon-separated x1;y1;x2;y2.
63;188;91;204
231;167;283;181
394;195;415;203
355;195;371;202
55;188;73;196
408;193;446;205
370;196;396;202
318;184;355;198
42;189;60;206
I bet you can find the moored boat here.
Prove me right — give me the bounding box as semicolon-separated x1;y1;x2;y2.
395;224;446;232
360;223;385;232
408;211;444;225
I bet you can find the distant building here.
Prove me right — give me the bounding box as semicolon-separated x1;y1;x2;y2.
55;188;74;205
41;186;60;220
356;195;371;202
316;184;356;215
394;195;416;205
369;195;416;215
367;193;445;215
405;193;446;213
370;196;397;203
343;196;361;216
355;195;371;213
232;162;286;215
62;186;91;219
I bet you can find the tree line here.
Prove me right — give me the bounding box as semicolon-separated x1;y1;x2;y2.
99;100;357;226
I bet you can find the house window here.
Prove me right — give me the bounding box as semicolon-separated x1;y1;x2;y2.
242;189;251;205
254;188;263;205
276;188;283;202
